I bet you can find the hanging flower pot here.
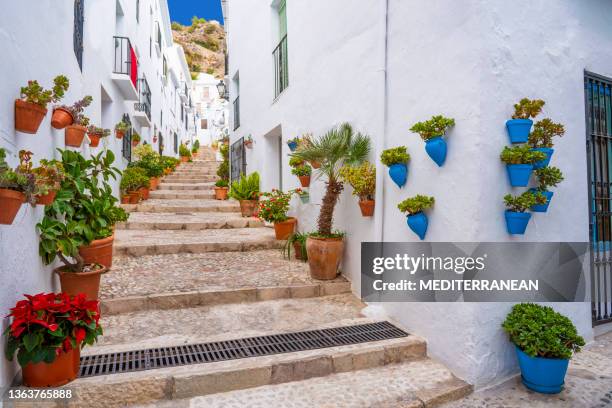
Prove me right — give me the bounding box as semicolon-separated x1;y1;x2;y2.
55;264;108;300
388;163;408;188
532;147;554;169
410;115;455;167
51;107;74;129
407;212;428;240
287;140;298;151
505;211;531;234
22;347;80;387
501;146;545;187
115;129;125;139
398;195;435;240
244;139;253;148
529;189;554;213
79;235;115;268
506;119;533;143
424;136;448;167
0;189;25;225
274;217;297;240
298;175;311;188
65;125;87;147
36;190;57;206
359;200;375;217
380;147;410;188
14;99;48;134
506;164;533;187
310;160;321;169
88;132;102;147
299;192;310;204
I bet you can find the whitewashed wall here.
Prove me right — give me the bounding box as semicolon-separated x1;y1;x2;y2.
227;0;612;387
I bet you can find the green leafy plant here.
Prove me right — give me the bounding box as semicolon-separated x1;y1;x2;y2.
128;148;164;179
339;161;376;201
534;167;564;192
512;98;545;120
528;118;565;148
32;159;65;196
289;157;305;168
397;195;435;215
115;120;130;132
291;164;312;177
20;75;69;108
60;95;92;125
504;191;546;212
380;146;410;167
160;156;180;172
120;167;150;193
258;189;295;223
229;172;260;201
132;132;141;143
500;145;546;165
193;140;200;150
215;179;229;188
291;123;371;236
217;143;230;182
502;303;585;359
87;125;111;138
0;148;36;204
179;144;191;158
410;115;455;141
282;231;310;261
287;136;301;145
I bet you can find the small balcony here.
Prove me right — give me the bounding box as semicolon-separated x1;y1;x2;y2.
112;36;139;101
134;78;152;127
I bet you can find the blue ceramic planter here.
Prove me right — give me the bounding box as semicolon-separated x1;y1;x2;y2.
425;136;447;167
532;147;554;169
506;119;533;143
299;194;310;204
529;189;553;212
287;141;298;151
515;346;569;394
388;163;408;188
506;164;533;187
505;211;531;234
407;212;428;240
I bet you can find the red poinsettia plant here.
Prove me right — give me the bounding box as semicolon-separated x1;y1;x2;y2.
4;292;102;367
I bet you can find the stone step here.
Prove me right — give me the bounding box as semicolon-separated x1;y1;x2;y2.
163;176;218;183
121;199;240;213
115;212;263;231
113;227;281;256
100;249;349;314
170;170;217;176
157;182;215;191
148;190;215;200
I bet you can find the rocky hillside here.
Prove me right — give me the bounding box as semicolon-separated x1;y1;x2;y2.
172;17;225;80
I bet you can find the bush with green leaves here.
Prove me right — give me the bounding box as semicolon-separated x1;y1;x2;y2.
0;148;36;204
160;155;180;171
115;120;130;132
502;303;585;359
380;147;410;167
528;118;565;148
120;167;150;193
61;95;92;126
20;75;69;108
215;179;229;188
291;165;312;177
535;167;564;192
179;144;191;158
289;157;305;168
193;140;200;150
500;145;546;165
410;115;455;141
132;132;141;143
397;195;435;215
32;159;65;196
229;172;260;201
504;191;546;212
217;143;230;182
339;161;376;201
512;98;545;120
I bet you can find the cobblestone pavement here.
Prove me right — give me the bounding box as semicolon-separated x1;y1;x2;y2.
441;331;612;408
102;250;344;299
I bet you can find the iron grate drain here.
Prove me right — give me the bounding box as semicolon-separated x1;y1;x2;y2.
79;321;408;378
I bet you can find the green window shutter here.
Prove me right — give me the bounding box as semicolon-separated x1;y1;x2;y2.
279;0;287;38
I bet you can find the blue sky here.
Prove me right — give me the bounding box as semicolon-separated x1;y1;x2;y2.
168;0;224;25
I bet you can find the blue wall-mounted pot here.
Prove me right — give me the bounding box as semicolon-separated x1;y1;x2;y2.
515;346;569;394
506;164;533;187
506;119;533;143
388;163;408;188
505;211;531;234
287;141;298;151
532;147;554;169
407;212;428;240
299;194;310;204
529;189;553;212
425;136;447;167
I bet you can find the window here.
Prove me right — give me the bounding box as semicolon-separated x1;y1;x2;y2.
73;0;84;70
273;0;288;98
173;133;178;153
136;0;140;22
121;114;132;162
201;119;208;129
233;74;240;130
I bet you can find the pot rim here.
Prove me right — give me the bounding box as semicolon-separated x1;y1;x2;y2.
66;124;87;131
0;188;26;199
214;186;229;190
307;234;343;242
15;98;48;112
81;234;115;247
276;216;297;225
54;264;108;276
53;106;74;116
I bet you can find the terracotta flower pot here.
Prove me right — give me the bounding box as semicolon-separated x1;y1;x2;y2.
180;156;189;163
121;195;130;204
116;130;125;139
65;125;87;147
51;107;74;130
88;133;102;147
359;200;375;217
239;199;258;217
214;187;228;200
293;241;305;260
55;264;108;300
138;187;150;200
22;347;80;387
36;191;57;206
128;191;140;204
244;141;253;148
132;139;139;147
0;189;25;225
149;177;159;190
78;235;115;269
14;99;47;134
274;217;297;240
298;175;311;188
310;161;321;169
306;236;344;280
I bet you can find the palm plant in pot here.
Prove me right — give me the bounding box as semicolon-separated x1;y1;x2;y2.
410;115;455;167
397;195;434;240
38;149;128;299
291;122;371;280
503;191;545;235
258;189;298;240
528;118;564;169
4;292;102;387
86;125;111;148
15;75;69;134
506;98;545;143
530;166;564;213
339;161;376;217
32;159;65;206
229;172;260;217
380;146;410;188
502;303;584;394
0;148;36;224
63;95;93;147
290;157;312;187
500;145;546;187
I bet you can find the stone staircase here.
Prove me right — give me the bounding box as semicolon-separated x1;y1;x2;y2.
60;147;472;407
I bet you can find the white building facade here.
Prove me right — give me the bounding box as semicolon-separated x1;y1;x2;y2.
191;73;229;147
0;0;195;393
225;0;612;387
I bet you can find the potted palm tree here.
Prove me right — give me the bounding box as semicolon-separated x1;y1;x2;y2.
339;161;376;216
15;75;69;134
291;123;370;280
229;172;260;217
380;146;410;188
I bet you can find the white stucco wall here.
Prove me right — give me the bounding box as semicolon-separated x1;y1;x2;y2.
227;0;612;387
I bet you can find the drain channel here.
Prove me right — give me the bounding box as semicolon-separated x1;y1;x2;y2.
79;321;408;377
